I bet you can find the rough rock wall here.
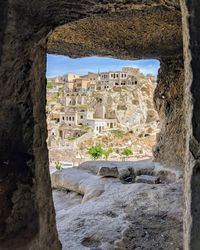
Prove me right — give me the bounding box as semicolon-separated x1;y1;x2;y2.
0;3;60;249
48;6;182;59
0;0;185;249
87;80;158;129
181;1;200;249
153;58;185;167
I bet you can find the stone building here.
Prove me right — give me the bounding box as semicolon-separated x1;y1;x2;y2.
65;77;91;93
87;118;117;133
97;69;141;90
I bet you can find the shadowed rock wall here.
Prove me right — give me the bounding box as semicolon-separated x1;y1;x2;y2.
153;58;185;167
181;1;200;249
0;2;61;247
0;0;190;249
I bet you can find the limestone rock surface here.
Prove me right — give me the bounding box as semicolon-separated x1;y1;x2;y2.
52;160;183;250
51;168;105;202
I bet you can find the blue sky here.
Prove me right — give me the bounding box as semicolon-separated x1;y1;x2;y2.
46;54;160;78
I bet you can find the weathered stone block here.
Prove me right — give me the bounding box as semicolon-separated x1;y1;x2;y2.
97;166;119;178
135;175;160;184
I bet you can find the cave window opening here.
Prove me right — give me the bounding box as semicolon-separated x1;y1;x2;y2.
46;54;160;246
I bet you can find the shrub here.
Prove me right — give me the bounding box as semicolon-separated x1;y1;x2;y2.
103;147;113;160
55;160;62;170
47;81;53;89
87;144;103;160
121;147;133;160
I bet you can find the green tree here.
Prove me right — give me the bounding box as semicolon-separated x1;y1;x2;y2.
47;81;53;89
103;147;113;160
87;144;103;160
121;147;133;161
55;160;62;170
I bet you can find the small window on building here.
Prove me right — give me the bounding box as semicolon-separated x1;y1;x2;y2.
72;117;74;121
69;117;71;121
62;116;65;121
69;124;71;126
80;115;83;119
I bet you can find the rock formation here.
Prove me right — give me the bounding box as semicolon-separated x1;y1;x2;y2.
51;160;183;249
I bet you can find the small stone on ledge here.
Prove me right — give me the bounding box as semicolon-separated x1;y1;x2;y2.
135;175;160;184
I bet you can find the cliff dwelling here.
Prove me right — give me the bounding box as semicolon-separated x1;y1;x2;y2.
46;56;160;166
0;1;199;250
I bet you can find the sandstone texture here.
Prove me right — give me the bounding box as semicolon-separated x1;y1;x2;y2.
181;1;200;248
153;58;185;168
47;2;182;60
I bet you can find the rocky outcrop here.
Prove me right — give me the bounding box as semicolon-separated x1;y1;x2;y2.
52;160;183;250
77;160;181;182
87;78;159;130
51;168;105;202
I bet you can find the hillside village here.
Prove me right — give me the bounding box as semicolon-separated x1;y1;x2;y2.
47;67;159;164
